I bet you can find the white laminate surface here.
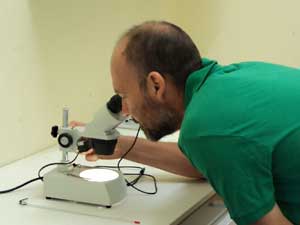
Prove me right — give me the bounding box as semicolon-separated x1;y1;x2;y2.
0;129;215;225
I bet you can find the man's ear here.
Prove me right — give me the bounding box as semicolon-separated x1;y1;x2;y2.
146;71;166;101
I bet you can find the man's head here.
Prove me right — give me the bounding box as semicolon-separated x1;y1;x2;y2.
110;21;202;141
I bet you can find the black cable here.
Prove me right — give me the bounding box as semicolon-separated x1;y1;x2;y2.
124;167;145;186
115;126;158;195
127;174;158;195
93;165;144;170
0;177;42;194
117;126;141;170
88;165;145;186
38;152;79;178
0;153;79;194
93;165;157;194
0;127;158;195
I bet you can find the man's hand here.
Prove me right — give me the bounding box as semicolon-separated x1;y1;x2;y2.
252;204;292;225
70;120;203;178
69;121;134;161
81;136;135;161
69;121;86;127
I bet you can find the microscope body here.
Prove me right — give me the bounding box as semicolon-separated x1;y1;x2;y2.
44;95;128;207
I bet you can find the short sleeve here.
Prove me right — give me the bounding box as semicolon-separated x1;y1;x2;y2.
183;135;276;225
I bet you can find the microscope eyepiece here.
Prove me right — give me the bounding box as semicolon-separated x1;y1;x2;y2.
106;94;122;114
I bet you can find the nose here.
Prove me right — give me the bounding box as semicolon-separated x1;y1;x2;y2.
121;99;130;117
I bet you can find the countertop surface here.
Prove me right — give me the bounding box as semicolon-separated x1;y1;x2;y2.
0;128;215;225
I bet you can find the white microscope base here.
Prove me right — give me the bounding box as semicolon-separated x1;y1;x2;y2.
43;166;127;208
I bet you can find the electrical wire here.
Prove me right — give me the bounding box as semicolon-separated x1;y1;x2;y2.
115;126;158;194
0;127;158;195
0;177;42;194
0;153;79;194
38;152;80;178
127;174;158;194
84;126;157;194
92;165;157;194
117;126;141;170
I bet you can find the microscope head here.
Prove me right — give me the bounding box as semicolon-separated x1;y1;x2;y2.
51;95;126;157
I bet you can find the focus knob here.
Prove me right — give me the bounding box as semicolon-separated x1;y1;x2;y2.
58;133;73;148
51;126;59;138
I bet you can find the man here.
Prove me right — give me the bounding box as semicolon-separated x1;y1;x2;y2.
72;21;300;224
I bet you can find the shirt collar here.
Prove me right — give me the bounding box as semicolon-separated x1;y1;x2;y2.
184;58;219;107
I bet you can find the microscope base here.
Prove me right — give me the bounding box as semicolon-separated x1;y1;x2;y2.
43;166;127;207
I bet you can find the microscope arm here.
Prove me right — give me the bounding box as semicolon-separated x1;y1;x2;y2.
51;95;126;158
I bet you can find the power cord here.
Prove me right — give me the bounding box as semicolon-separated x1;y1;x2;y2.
116;126;157;194
0;127;158;195
38;152;80;179
0;153;80;194
0;177;42;194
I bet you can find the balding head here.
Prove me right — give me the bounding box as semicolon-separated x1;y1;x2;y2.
115;21;202;90
110;21;199;141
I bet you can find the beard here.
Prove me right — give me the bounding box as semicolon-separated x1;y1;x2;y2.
138;95;182;141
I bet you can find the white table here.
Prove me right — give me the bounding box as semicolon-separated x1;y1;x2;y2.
0;129;230;225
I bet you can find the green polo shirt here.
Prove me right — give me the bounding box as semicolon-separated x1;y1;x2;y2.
178;58;300;225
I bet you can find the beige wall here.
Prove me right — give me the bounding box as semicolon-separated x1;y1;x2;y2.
0;0;178;166
0;1;48;166
177;0;300;66
1;0;299;166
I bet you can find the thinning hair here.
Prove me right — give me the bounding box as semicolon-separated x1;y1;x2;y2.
120;21;202;90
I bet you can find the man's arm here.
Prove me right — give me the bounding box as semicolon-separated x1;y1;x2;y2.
252;204;292;225
120;136;204;179
121;140;293;225
84;135;204;179
69;121;203;178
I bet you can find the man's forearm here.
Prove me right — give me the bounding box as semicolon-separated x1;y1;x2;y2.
124;137;204;179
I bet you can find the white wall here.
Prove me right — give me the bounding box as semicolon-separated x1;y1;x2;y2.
1;0;299;167
0;0;178;166
175;0;300;66
0;1;48;166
